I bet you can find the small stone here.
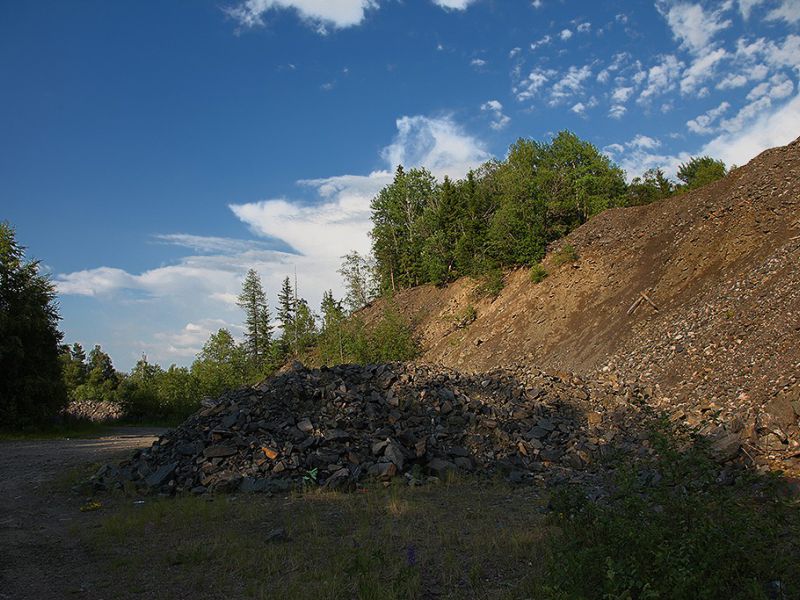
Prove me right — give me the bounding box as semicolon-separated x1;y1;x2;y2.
296;418;314;433
266;528;288;543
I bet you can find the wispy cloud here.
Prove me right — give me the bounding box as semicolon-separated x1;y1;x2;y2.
226;0;379;34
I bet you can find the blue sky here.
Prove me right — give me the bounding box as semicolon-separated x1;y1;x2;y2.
2;0;799;370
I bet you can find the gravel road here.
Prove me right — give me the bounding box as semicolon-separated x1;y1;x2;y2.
0;428;166;599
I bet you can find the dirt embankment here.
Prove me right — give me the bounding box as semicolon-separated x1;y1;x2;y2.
360;136;800;471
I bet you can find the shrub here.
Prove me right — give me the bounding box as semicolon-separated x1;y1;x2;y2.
530;262;548;283
454;305;477;328
475;269;505;299
535;417;800;599
551;244;578;266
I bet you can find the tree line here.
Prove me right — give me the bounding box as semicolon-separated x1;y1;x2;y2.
369;131;727;292
1;131;727;428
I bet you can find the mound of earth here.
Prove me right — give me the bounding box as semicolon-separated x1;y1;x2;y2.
356;136;800;472
91;362;712;496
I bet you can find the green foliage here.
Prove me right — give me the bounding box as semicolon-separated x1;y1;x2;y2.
338;251;377;313
369;131;626;293
0;222;68;428
626;168;675;206
538;418;800;599
118;357;200;421
530;262;548;283
551;243;578;266
317;299;417;366
190;329;250;399
677;156;727;190
475;268;505;299
369;303;417;362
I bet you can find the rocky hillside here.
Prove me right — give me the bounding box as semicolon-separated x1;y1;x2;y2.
360;136;800;472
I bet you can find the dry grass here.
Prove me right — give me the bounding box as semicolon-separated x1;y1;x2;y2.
83;479;554;599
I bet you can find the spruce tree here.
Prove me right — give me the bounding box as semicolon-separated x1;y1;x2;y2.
0;222;67;427
237;268;272;368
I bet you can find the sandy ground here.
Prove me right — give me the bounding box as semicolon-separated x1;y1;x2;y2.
0;428;166;600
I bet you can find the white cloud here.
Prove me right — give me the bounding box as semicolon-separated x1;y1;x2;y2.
560;29;573;41
702;91;800;166
514;67;556;101
738;0;766;19
481;99;512;130
432;0;478;9
609;90;800;180
627;134;662;150
509;47;521;58
571;97;598;115
531;0;543;8
379;115;490;179
608;104;627;119
656;1;732;53
471;58;488;68
638;55;684;103
226;0;378;33
611;86;634;103
577;22;592;33
765;0;800;24
680;48;728;94
686;101;731;134
549;65;592;105
530;35;552;50
149;319;244;361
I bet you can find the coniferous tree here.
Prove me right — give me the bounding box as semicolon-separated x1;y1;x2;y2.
0;222;67;427
283;298;317;356
237;268;272;368
318;290;346;364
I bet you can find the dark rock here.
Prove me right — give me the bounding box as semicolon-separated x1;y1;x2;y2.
203;445;237;459
144;462;177;488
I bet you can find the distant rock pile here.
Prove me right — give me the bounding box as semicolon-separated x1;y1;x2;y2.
65;400;123;423
93;363;684;495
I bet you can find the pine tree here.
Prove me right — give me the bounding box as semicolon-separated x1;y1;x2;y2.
237;269;272;368
277;276;295;331
0;222;67;427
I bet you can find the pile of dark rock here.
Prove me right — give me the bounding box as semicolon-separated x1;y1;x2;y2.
92;362;702;495
65;400;123;423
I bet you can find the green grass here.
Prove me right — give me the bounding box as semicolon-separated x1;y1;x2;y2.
83;480;553;599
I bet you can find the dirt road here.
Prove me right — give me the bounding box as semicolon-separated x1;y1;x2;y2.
0;428;166;599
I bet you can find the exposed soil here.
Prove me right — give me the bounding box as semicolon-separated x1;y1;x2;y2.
358;136;800;472
0;428;166;600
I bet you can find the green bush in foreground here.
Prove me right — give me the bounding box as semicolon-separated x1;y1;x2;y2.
537;418;800;599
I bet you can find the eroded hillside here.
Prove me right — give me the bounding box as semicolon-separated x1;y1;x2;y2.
361;136;800;470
